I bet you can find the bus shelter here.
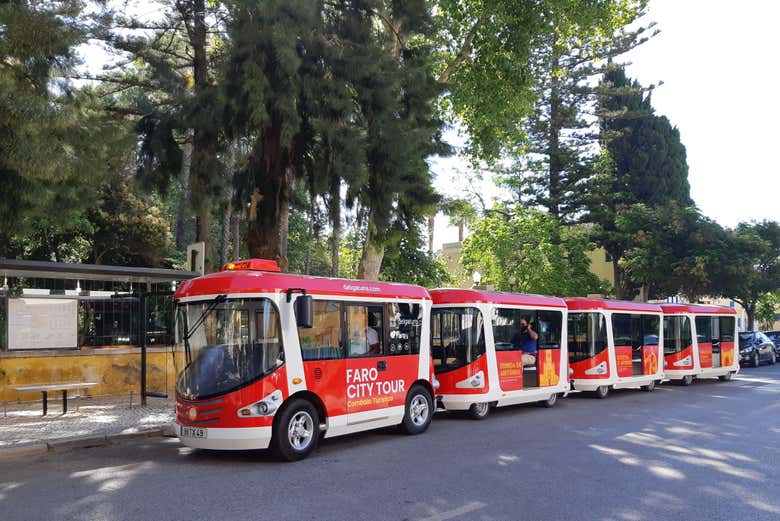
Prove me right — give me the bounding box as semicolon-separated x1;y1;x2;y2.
0;259;198;405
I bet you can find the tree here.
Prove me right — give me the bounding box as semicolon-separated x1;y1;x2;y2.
461;206;609;296
717;221;780;331
355;1;447;279
86;174;176;267
433;0;646;162
588;65;692;298
617;203;736;301
377;228;452;288
498;21;655;221
91;1;228;270
756;293;779;331
0;0;133;261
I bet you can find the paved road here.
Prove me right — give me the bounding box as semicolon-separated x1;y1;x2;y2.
3;365;780;521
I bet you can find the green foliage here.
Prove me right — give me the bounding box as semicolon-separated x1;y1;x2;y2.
587;65;693;298
717;221;780;330
498;18;654;221
86;175;176;267
756;293;779;331
434;0;646;161
618;203;735;301
379;232;453;288
461;206;609;296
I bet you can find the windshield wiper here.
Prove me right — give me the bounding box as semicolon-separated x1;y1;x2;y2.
183;294;227;364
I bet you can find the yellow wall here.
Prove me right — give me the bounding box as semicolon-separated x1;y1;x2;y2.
586;247;615;288
438;242;472;289
0;347;184;403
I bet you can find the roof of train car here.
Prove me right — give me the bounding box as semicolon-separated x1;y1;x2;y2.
429;288;566;308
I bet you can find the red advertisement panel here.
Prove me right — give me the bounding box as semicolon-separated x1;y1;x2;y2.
346;355;419;414
664;345;694;370
537;349;561;387
699;342;713;368
435;355;489;395
570;348;610;380
496;351;523;391
304;359;347;416
615;345;633;377
642;345;659;375
721;341;735;367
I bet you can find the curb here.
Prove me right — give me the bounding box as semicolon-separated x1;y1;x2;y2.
0;427;171;461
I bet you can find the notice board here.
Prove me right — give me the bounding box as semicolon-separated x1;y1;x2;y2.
8;298;78;350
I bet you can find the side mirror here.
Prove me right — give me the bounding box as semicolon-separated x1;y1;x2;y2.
295;295;314;328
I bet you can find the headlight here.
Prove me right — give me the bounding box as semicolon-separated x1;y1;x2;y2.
237;390;283;418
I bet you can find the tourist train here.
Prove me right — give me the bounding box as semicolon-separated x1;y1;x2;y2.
173;259;739;460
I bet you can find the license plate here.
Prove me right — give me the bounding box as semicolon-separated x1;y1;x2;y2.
180;426;207;438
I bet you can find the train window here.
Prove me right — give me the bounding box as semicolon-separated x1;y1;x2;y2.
611;313;660;348
387;302;423;355
695;316;713;344
663;316;692;355
431;308;485;373
719;317;735;342
491;309;562;351
298;300;344;361
567;312;608;362
346;305;385;357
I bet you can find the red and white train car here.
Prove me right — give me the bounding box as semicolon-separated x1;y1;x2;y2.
173;259;435;460
661;303;739;384
429;289;569;418
566;298;664;398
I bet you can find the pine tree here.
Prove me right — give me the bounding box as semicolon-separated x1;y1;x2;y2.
498;22;655;222
588;64;693;298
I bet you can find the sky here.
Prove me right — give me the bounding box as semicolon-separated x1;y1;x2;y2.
431;0;780;250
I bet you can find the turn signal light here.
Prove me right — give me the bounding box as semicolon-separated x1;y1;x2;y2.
292;377;302;385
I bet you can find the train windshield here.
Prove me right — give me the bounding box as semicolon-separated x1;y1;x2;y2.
176;298;284;400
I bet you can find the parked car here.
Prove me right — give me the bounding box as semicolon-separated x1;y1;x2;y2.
764;330;780;356
739;332;776;367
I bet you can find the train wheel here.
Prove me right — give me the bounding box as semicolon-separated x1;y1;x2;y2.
401;385;433;435
468;402;490;420
719;372;734;381
271;399;319;462
594;385;610;399
539;393;558;408
680;374;694;386
641;380;656;392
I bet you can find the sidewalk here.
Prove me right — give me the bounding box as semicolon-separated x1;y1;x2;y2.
0;395;176;458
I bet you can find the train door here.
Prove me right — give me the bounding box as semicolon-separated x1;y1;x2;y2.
695;316;713;369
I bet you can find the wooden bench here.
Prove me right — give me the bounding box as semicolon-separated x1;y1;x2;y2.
14;382;98;416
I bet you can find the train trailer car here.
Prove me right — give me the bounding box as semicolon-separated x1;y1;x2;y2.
565;298;664;398
661;303;739;384
429;289;569;419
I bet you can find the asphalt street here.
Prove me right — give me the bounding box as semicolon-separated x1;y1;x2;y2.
2;364;780;521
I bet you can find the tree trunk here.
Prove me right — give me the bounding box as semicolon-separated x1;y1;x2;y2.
328;175;341;277
458;222;464;243
746;303;756;331
220;202;232;266
189;0;217;272
547;54;562;220
244;124;293;270
612;259;625;300
428;214;435;254
357;208;385;280
304;190;315;275
175;138;192;251
232;213;240;260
